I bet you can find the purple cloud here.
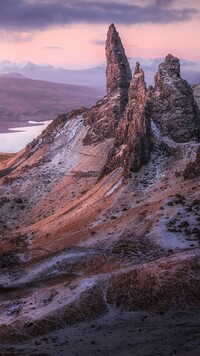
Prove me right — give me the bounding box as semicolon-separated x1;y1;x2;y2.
0;0;197;31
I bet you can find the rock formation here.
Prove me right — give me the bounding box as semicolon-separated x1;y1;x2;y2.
183;146;200;179
106;23;132;95
102;62;151;177
0;25;200;354
149;54;200;143
83;24;131;145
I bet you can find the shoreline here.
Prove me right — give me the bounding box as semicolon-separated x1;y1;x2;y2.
0;120;52;153
0;119;51;134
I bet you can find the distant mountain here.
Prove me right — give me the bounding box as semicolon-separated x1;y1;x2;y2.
0;58;199;88
0;60;105;88
0;72;26;79
0;76;104;133
0;60;53;72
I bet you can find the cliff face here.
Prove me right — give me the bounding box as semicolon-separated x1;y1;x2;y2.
83;24;131;145
149;54;200;143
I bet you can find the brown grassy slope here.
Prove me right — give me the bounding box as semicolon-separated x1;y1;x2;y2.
0;76;104;132
0;152;16;162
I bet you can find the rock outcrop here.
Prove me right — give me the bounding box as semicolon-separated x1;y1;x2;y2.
83;24;131;145
102;62;151;177
84;25;151;173
192;83;200;109
183;145;200;179
149;54;200;143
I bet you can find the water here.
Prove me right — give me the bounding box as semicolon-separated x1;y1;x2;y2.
0;120;52;153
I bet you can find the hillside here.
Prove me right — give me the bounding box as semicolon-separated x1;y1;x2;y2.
0;75;104;132
0;24;200;355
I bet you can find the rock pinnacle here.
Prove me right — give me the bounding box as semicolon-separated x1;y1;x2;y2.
149;54;200;142
83;24;132;145
106;23;132;95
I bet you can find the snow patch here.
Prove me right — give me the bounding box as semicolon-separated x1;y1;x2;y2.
151;120;162;141
0;250;91;288
55;115;83;140
105;178;123;197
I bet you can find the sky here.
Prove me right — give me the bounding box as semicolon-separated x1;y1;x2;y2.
0;0;199;69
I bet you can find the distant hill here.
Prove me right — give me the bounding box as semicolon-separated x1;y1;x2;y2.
0;72;26;79
0;76;104;133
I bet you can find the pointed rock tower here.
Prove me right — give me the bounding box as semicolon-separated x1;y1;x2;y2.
106;23;132;95
83;24;131;145
122;62;151;176
102;62;152;177
149;54;200;142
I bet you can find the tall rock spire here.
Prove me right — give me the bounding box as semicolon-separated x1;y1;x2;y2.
83;24;131;145
122;62;151;175
101;62;152;177
149;54;200;143
106;23;132;95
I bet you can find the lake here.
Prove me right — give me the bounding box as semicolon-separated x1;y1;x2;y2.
0;120;52;153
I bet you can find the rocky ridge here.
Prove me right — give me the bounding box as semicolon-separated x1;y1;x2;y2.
0;24;200;353
149;53;200;143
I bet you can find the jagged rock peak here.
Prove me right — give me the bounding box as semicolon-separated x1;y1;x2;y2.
106;23;132;95
129;62;146;101
101;61;151;177
83;24;132;145
120;61;151;175
149;53;200;143
159;53;180;77
134;61;143;75
129;62;147;106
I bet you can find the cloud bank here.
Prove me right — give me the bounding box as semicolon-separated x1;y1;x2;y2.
0;0;197;31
